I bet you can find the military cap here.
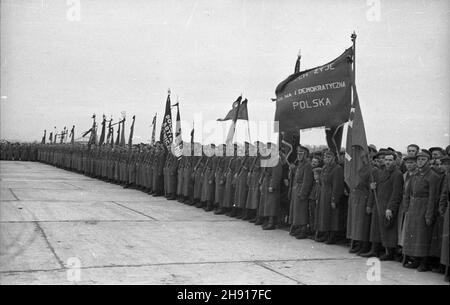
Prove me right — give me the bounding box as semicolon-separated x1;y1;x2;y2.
440;155;450;165
312;167;322;174
375;149;389;158
429;146;443;153
297;145;310;155
407;143;419;149
368;144;377;153
403;155;417;162
387;147;396;152
323;149;336;157
417;150;431;159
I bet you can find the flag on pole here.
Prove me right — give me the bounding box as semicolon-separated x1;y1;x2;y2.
49;132;53;143
274;47;353;133
115;120;121;146
128;115;136;147
190;121;194;144
160;90;173;147
344;85;368;189
41;130;46;144
173;104;182;158
151;113;157;145
294;49;301;73
106;119;112;144
120;118;126;147
99;115;106;145
218;96;247;145
217;96;247;121
70;125;75;145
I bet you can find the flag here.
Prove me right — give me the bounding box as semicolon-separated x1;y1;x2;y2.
294;53;301;73
151;113;157;145
109;126;114;148
173;104;182;158
41;130;46;144
190;121;194;144
217;96;247;121
115;120;121;146
106;120;112;144
99;115;106;145
49;132;53;143
128;115;135;147
217;96;245;145
160;92;173;147
70;125;75;145
275;47;353;133
120;118;126;147
325;125;344;155
344;85;368;189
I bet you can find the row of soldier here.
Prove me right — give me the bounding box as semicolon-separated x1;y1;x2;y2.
34;142;450;282
0;142;38;161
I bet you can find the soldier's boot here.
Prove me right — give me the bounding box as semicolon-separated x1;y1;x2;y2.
242;209;252;221
404;256;420;269
444;266;449;282
194;201;204;208
204;201;214;212
394;246;404;262
289;225;299;236
417;257;431;272
233;208;243;218
248;216;258;223
315;231;327;243
379;247;395;261
349;240;361;253
360;242;382;258
325;231;336;244
214;207;227;215
254;217;265;226
262;217;276;230
356;241;371;256
167;193;176;200
295;225;309;239
236;209;246;219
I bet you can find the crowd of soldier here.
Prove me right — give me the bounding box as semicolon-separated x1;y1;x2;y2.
2;141;449;282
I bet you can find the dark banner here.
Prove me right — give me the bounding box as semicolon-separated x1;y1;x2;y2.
275;47;353;132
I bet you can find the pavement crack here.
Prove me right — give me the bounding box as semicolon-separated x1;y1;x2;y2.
33;221;65;269
254;261;306;285
8;188;20;201
110;201;158;221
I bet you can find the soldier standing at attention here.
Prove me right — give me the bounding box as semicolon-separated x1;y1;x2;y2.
315;150;345;244
403;151;440;271
362;151;403;260
289;145;314;239
214;144;227;214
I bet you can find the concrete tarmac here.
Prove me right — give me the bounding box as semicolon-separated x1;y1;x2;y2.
0;161;446;285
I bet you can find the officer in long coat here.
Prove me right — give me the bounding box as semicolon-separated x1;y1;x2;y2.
214;145;227;213
258;143;283;230
347;152;372;254
289;145;314;239
315;150;345;244
403;151;441;271
438;160;449;282
177;154;186;202
167;151;179;200
246;142;264;222
362;151;403;260
200;144;217;211
233;143;252;219
220;145;238;215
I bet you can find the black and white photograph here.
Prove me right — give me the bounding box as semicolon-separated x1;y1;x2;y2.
0;0;449;288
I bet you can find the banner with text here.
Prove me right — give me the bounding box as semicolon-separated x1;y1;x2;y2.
275;47;353;132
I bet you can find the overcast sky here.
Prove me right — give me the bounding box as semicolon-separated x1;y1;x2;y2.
1;0;449;150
